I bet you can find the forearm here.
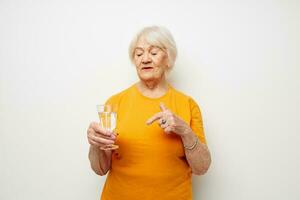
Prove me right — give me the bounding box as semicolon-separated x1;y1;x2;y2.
181;130;211;175
88;145;112;176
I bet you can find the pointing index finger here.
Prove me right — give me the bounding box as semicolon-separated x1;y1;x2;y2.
146;112;163;125
160;102;168;111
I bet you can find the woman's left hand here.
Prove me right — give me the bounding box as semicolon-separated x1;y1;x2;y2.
146;102;192;137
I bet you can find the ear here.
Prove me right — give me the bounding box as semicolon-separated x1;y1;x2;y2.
164;50;171;69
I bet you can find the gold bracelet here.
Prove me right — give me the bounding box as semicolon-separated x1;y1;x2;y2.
184;136;199;150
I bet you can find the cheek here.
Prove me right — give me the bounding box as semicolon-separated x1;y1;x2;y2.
156;52;168;63
152;55;160;63
133;57;141;66
153;56;167;67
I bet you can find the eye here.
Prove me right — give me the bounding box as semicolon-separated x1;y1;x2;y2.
151;52;157;55
136;53;143;57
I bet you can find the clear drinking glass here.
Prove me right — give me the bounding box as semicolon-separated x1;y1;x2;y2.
96;104;119;150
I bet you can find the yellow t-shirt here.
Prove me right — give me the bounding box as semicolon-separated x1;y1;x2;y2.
100;84;207;200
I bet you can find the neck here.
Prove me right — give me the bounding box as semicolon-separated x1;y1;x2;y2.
136;77;169;98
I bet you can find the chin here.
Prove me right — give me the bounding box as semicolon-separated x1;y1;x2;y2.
139;75;155;82
137;70;164;82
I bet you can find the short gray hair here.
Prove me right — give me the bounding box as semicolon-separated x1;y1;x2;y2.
129;26;177;70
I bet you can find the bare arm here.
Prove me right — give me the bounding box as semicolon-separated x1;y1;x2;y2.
181;129;211;175
88;145;112;176
87;122;116;176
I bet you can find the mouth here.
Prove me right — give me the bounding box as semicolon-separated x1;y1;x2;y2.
141;66;154;71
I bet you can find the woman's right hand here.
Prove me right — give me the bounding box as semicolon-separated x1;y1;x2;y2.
87;122;117;150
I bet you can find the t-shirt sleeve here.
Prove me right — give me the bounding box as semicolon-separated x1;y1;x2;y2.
105;94;119;107
189;97;207;144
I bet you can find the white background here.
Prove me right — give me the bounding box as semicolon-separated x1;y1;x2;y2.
1;0;299;199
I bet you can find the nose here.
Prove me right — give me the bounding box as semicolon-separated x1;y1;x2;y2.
141;52;152;64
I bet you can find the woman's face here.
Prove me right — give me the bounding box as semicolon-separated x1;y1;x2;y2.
133;37;169;82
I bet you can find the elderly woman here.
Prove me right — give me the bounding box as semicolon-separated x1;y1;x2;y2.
87;26;211;200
